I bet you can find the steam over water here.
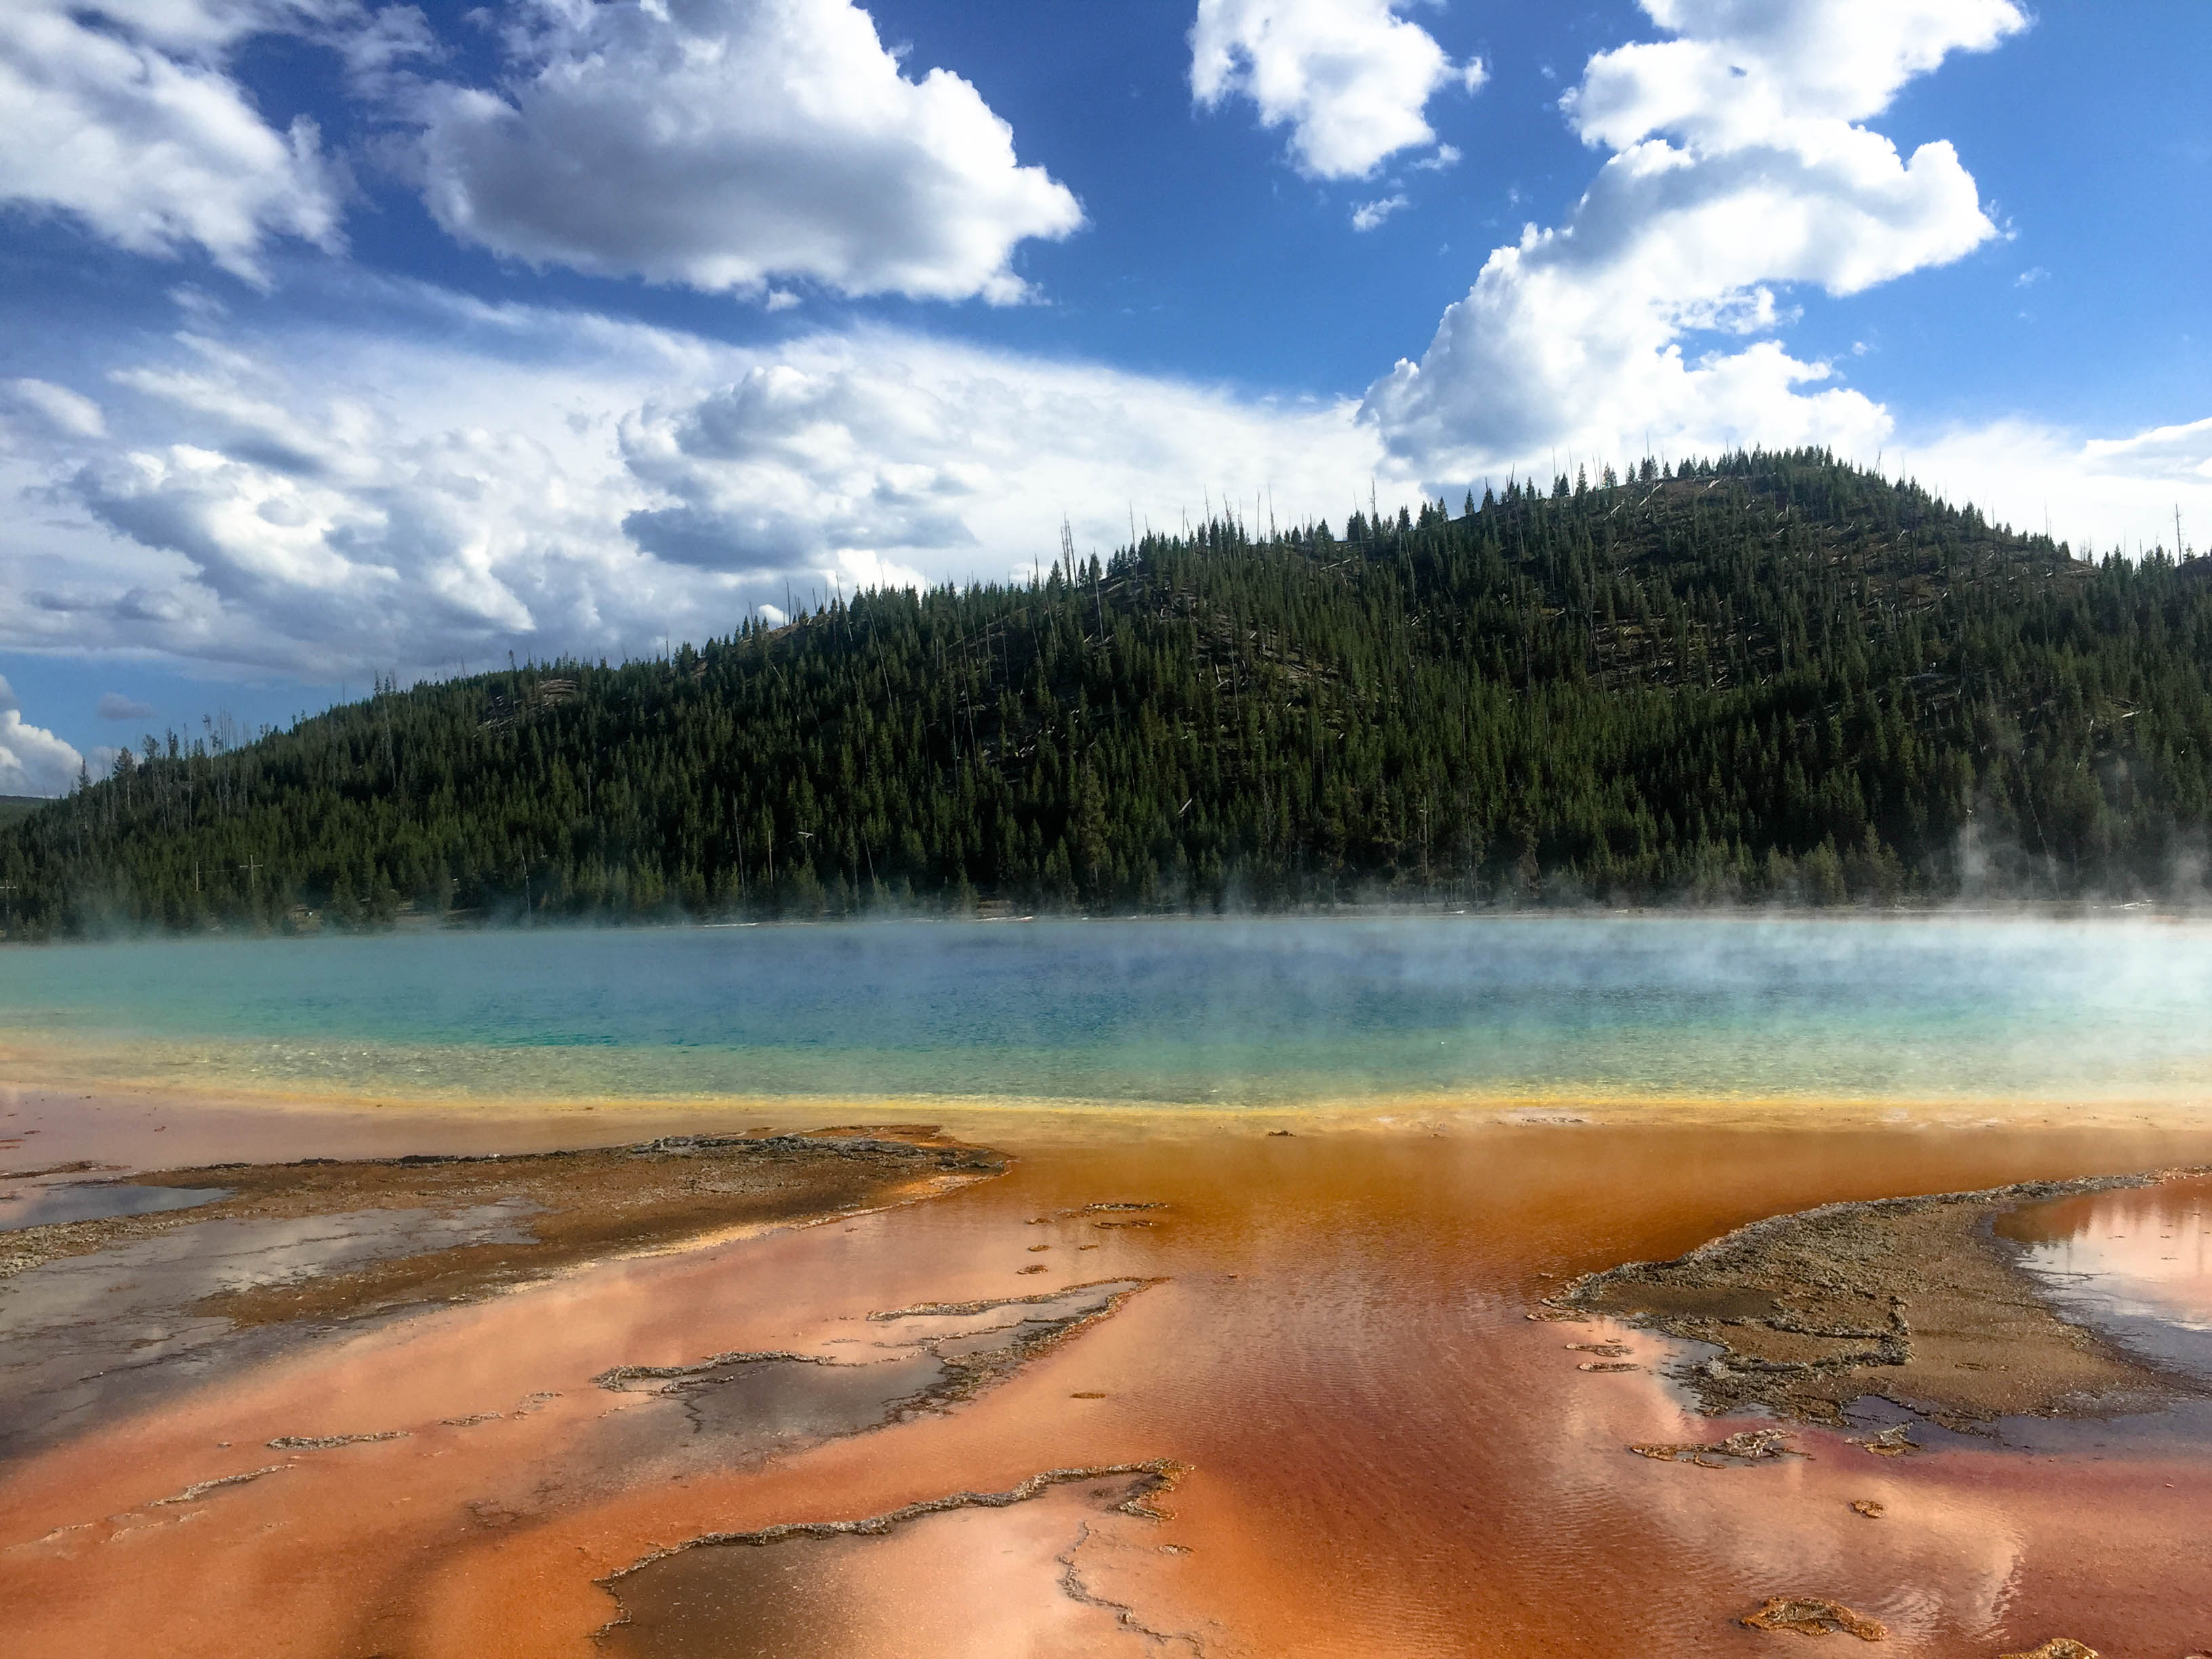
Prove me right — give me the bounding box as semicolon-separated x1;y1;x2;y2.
4;914;2210;1107
7;917;2212;1658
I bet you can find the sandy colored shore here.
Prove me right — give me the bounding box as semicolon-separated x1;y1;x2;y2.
1554;1172;2211;1427
12;1065;2212;1170
6;1091;2212;1658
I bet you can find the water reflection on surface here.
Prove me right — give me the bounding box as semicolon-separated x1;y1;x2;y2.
2002;1174;2212;1385
3;1116;2211;1659
0;1179;228;1231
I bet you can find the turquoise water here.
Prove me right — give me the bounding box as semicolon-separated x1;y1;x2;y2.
3;916;2211;1107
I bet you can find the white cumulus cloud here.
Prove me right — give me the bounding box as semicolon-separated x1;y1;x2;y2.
56;323;655;673
1901;415;2212;562
0;0;344;283
619;331;1378;586
1567;0;2028;150
412;0;1084;304
0;285;1384;682
4;279;2206;689
1191;0;1485;180
1364;0;2028;480
0;674;85;797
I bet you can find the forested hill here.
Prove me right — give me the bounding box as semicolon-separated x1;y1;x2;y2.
7;449;2212;937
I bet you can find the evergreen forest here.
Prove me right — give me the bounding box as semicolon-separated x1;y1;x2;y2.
6;449;2212;938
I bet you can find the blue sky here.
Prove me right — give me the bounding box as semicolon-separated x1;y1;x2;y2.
2;0;2208;791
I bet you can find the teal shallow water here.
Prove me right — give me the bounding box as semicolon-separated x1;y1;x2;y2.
3;915;2211;1107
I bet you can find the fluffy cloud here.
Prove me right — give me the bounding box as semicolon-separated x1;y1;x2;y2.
619;333;1377;584
0;0;342;282
1568;0;2028;148
1191;0;1485;179
0;675;85;796
0;0;1083;304
413;0;1082;303
1902;415;2212;561
5;282;2205;689
1364;0;2027;481
50;323;664;674
0;289;1381;681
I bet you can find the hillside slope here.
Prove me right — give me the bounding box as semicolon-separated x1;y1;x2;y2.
6;449;2211;936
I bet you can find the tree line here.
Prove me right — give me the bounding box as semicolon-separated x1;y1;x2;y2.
5;447;2211;937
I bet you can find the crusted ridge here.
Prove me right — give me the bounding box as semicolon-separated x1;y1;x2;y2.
598;1458;1190;1590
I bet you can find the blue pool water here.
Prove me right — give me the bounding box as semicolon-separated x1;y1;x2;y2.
1;915;2208;1107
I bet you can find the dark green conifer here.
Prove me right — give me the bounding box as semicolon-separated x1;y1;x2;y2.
3;450;2207;935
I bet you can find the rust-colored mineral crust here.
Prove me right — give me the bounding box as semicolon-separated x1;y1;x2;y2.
1555;1172;2206;1425
1741;1597;1887;1639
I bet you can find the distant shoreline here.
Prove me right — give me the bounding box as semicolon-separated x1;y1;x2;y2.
5;894;2211;948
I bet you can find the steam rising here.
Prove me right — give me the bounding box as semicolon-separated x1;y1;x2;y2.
5;915;2210;1110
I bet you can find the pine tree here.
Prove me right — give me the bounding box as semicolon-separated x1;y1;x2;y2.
4;450;2207;936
